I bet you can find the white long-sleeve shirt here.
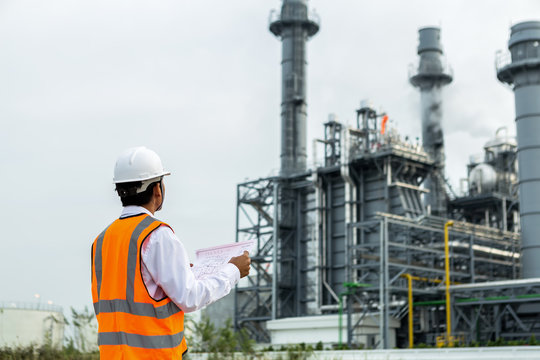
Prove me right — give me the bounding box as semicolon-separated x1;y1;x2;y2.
121;206;240;313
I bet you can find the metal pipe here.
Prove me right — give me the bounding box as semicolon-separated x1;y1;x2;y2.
444;220;454;343
341;128;357;288
296;190;302;315
379;218;390;349
314;172;322;313
379;220;385;349
320;176;330;307
338;292;345;348
327;183;333;304
383;218;390;349
451;277;540;290
322;280;340;303
272;181;279;320
403;273;414;348
399;273;457;348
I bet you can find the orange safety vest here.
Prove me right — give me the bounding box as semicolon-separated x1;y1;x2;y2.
91;214;187;359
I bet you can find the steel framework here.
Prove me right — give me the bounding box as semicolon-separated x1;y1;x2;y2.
234;178;276;342
451;279;540;343
235;116;522;348
344;214;520;347
234;175;316;342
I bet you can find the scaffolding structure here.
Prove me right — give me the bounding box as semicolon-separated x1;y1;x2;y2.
234;105;523;347
235;175;318;342
346;214;519;347
235;178;277;342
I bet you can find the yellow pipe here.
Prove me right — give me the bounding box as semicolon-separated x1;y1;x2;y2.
403;273;414;348
444;220;454;344
400;267;461;349
406;275;460;285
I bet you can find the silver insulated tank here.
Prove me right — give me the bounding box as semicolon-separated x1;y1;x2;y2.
270;0;319;176
497;21;540;278
410;27;453;216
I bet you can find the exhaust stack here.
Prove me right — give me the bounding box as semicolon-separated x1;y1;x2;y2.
410;27;453;216
497;21;540;278
270;0;319;176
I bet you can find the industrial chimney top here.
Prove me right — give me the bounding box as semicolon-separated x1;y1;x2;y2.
496;20;540;85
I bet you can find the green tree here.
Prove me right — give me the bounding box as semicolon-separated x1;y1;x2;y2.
70;306;97;353
188;315;256;355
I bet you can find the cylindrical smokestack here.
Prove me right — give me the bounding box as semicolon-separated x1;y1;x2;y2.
410;27;453;216
497;21;540;278
270;0;319;176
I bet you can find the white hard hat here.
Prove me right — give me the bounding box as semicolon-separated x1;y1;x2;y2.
113;146;171;184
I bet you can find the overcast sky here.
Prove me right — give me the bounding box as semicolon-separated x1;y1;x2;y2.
1;0;538;312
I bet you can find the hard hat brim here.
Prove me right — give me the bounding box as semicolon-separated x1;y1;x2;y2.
113;171;171;184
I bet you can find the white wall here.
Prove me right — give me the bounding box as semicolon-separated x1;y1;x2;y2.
187;347;540;360
0;307;64;348
266;314;400;348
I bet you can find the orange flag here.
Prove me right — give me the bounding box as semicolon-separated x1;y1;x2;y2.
381;115;389;134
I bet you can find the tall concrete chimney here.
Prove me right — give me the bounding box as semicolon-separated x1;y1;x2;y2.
497;21;540;278
270;0;319;176
410;27;453;216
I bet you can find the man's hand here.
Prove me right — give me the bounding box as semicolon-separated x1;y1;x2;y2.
229;251;251;278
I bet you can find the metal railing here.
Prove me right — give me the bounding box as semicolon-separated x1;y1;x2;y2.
495;50;512;72
268;9;320;27
408;60;454;80
0;301;63;313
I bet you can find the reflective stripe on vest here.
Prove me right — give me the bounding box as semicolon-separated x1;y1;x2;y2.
92;215;185;351
93;299;181;319
99;331;184;349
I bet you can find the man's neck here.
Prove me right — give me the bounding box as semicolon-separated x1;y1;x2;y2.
141;203;155;215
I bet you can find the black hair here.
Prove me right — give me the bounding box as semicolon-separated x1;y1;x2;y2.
116;181;160;207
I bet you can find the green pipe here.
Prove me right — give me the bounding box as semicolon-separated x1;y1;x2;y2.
457;297;480;303
414;293;540;307
413;300;446;306
343;282;371;288
517;293;540;299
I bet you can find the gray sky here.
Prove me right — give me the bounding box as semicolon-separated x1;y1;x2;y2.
0;0;538;312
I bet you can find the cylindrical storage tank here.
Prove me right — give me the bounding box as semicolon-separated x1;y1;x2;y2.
0;302;65;349
497;21;540;278
469;163;497;194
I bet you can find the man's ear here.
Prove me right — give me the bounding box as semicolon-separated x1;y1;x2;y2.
153;183;162;198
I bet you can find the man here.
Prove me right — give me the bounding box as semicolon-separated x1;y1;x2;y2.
91;146;251;359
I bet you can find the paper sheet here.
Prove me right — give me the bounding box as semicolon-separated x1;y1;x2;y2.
192;240;255;280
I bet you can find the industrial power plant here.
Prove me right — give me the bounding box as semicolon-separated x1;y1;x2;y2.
233;0;540;349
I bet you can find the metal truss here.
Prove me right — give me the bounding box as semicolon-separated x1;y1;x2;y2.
452;279;540;343
345;213;520;348
234;175;315;342
234;177;277;342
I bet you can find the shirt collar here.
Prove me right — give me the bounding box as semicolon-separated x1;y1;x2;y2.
120;205;153;219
